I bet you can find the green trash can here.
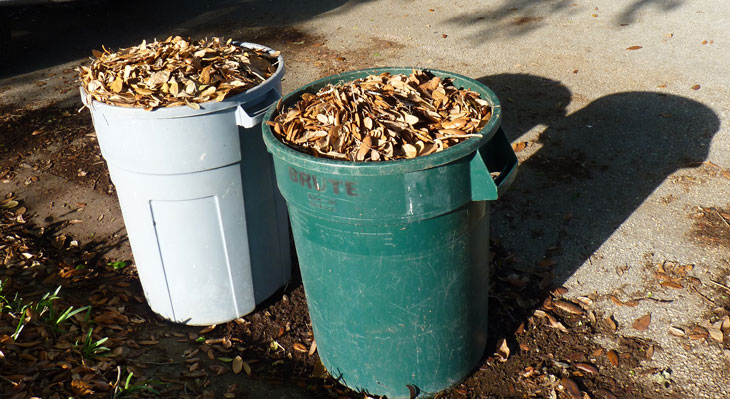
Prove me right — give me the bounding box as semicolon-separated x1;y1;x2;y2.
262;67;518;398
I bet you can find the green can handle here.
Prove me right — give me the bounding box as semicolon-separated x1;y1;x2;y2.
469;127;519;201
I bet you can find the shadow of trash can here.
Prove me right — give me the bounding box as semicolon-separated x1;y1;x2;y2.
82;42;291;326
262;67;518;398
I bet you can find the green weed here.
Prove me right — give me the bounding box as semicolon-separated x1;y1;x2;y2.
76;328;110;359
113;371;160;398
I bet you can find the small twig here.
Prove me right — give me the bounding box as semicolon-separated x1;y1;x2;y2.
92;175;101;191
112;365;121;390
708;279;730;293
690;285;716;306
139;360;179;365
643;297;674;304
0;374;17;386
714;209;730;228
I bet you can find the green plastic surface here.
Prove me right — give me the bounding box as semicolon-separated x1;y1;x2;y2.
262;67;518;398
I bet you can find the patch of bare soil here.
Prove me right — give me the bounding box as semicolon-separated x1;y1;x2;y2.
689;205;730;249
0;105;113;196
690;206;730;248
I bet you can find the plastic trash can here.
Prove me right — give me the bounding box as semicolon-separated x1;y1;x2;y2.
262;67;518;398
82;43;291;326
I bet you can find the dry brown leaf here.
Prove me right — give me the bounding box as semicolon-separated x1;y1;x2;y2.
575;296;593;308
623;299;640;307
626;45;643;50
607;350;619;367
605;315;618;332
688;326;709;340
232;356;243;374
669;326;685;337
308;340;317;356
660;281;684;289
512;141;528;152
71;379;94;397
561;377;582;399
495;338;510;362
110;77;123;93
574;363;598;375
407;384;418;399
554;300;583;315
209;364;227;376
632;314;652;331
546;313;569;333
199;324;217;334
646;344;655;359
691;84;701;90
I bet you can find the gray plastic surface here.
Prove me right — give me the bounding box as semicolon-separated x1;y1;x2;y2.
84;43;290;325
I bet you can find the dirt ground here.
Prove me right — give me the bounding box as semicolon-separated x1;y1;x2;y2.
2;1;730;398
2;80;727;399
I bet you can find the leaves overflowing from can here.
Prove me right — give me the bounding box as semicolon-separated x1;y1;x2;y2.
267;70;492;161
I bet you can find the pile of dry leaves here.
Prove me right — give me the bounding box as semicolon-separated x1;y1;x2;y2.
79;36;280;111
267;70;493;161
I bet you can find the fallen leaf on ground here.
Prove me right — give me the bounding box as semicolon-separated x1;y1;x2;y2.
554;300;583;315
232;356;243;374
546;313;569;333
661;281;684;289
626;45;643;50
71;379;95;396
495;338;510;362
669;326;685;337
512;141;528;152
199;325;216;334
575;363;598;375
309;340;318;356
632;314;652;331
561;377;582;399
689;326;709;340
605;315;618;332
607;350;619;367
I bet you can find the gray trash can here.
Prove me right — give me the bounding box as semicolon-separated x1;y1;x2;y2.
82;42;291;325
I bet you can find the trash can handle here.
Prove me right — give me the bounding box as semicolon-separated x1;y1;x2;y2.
469;127;519;201
235;87;282;128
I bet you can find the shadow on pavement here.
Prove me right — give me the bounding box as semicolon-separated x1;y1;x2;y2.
480;72;720;285
443;0;686;41
471;74;720;390
1;0;370;78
